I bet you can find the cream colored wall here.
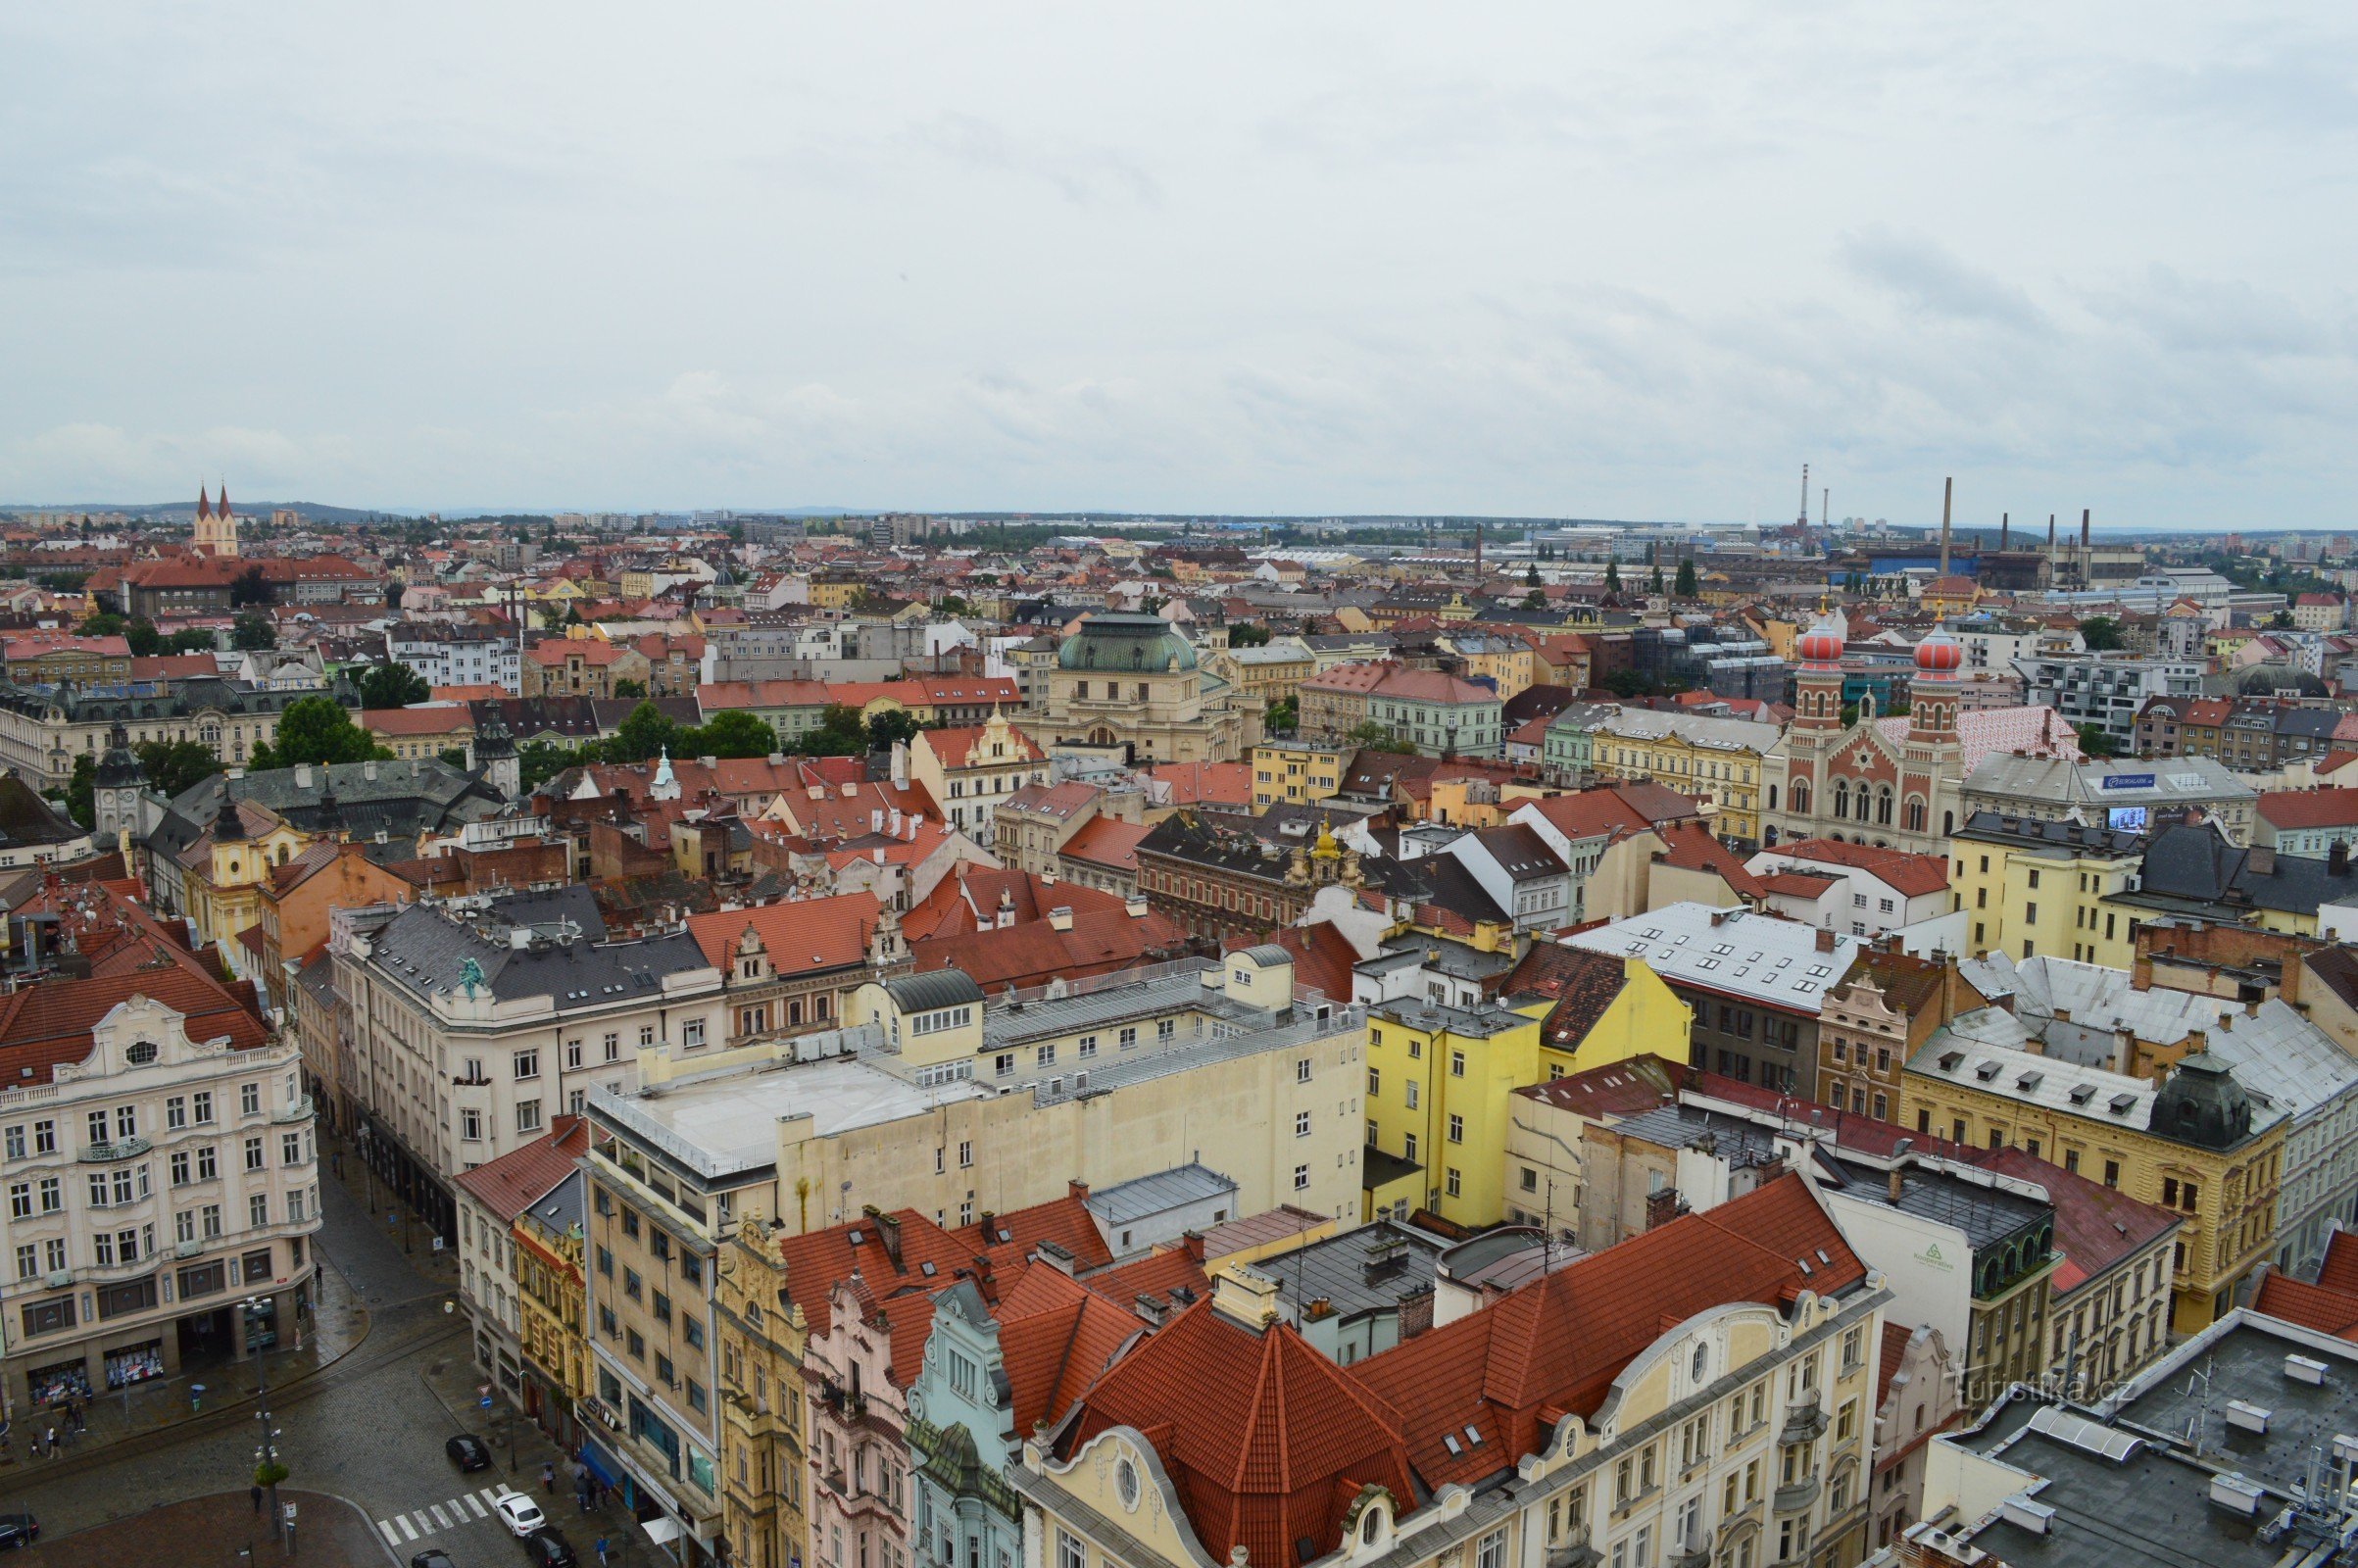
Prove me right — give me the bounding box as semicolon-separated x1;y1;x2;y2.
768;1019;1366;1236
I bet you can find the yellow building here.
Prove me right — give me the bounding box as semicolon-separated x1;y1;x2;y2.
1589;709;1775;847
1250;741;1348;810
178;800;326;962
714;1214;811;1568
512;1183;592;1451
1901;1046;2284;1335
808;574;864;611
1949;812;2140;965
1363;952;1687;1226
1213;638;1317;710
1440;632;1534;702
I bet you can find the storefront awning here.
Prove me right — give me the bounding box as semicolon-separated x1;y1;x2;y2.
642;1517;683;1546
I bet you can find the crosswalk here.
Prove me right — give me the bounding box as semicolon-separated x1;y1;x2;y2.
377;1485;514;1545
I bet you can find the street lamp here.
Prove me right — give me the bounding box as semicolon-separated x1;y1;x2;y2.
245;1296;289;1554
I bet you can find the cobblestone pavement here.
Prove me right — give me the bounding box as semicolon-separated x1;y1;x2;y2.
29;1489;385;1568
0;1134;677;1568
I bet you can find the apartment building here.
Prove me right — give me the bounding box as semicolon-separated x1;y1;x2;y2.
898;710;1050;848
387;621;521;693
454;1118;590;1433
0;989;320;1413
1014;1175;1889;1568
1947;811;2144;967
335;885;723;1239
1250;740;1350;809
1903;1018;2284;1335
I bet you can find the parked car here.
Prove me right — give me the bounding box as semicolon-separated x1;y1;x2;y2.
494;1494;546;1539
447;1434;494;1472
521;1529;577;1568
413;1552;458;1568
0;1514;36;1550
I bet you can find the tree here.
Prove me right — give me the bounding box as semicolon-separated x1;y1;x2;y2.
1264;696;1299;734
612;678;648;700
2076;722;2122;759
79;612;125;638
608;701;683;763
438;747;470;769
1647;564;1665;595
1675;559;1699;598
794;703;868;757
359;662;430;710
517;741;578;795
249;697;392;771
230;613;276;652
1521;590;1545;610
65;754;94;830
1227;622;1272;649
536;600;569;633
229;566;272;608
935;594;972;616
1603;561;1623;594
1348;720;1416;755
137;740;221;799
695;710;780;760
2079;616;2125;652
166;628;217;654
865;709;922;751
1525;564;1542;587
123;618;162;657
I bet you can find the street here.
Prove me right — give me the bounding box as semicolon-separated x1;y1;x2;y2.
2;1139;633;1568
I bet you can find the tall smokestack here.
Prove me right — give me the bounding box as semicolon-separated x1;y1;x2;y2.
1822;486;1829;529
1474;519;1483;579
2081;508;2091;552
1798;464;1810;529
1939;476;1952;575
2000;512;2009;551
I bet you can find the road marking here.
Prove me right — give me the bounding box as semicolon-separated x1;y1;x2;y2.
378;1522;401;1546
429;1504;453;1529
484;1487;511;1504
396;1515;418;1542
464;1494;490;1519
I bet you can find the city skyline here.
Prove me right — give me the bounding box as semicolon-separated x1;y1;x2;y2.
4;5;2353;523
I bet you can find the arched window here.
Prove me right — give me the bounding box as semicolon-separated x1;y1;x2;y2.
1832;781;1849;819
1767;784;1779;810
1904;797;1928;833
1942;809;1955;837
1876;788;1893;826
1790;779;1811;813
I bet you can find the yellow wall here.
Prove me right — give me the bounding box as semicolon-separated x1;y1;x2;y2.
1897;1072;2284;1335
1251;743;1346;810
1949;839;2139;966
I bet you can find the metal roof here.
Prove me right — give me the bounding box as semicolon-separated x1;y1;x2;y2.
1083;1162;1237;1226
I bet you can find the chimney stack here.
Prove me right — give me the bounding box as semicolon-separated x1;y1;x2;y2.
1888;1165;1906;1203
1939;476;1952;575
1999;513;2009;551
2082;508;2091;553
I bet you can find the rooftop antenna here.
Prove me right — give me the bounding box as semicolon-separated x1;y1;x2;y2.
2182;1354;2217;1456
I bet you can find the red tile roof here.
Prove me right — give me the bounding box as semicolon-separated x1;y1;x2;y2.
909;904;1188;993
2253;1272;2358;1340
2318;1229;2358;1296
1653;820;1770;900
2258;790;2358;830
683;892;883;972
1351;1175;1862;1488
363;706;474;736
1059;815;1149;873
1762;838;1950;899
452;1118;590;1221
1060;1298;1417;1568
1149;760;1253;808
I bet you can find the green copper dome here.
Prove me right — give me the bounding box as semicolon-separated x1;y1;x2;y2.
1056;613;1197;672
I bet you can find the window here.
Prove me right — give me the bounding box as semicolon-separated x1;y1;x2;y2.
516;1101;542;1134
165;1098;186;1131
461;1108;482;1141
1368;1068;1381;1095
5;1183;25;1220
243;1137;265;1172
1448;1113;1464;1144
1297;1057;1312;1084
249;1193;270;1228
241;1082;261;1116
192;1094;213;1125
32;1119;54;1152
682;1020;706;1049
514;1049;540;1080
566;1038;585;1069
1295;1110;1311;1139
1450;1050;1466;1077
1293;1164;1309;1191
170;1152;190;1186
1446;1166;1462;1198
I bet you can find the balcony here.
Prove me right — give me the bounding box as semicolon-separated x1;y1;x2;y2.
1772;1476;1820;1515
272;1096;315;1125
1780;1397;1827;1445
1546;1538;1601;1568
80;1136;152;1163
1668;1547;1712;1568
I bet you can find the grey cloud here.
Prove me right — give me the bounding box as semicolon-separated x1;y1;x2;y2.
1837;229;2050;333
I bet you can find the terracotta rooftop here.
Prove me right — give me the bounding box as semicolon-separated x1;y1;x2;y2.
451;1118;590;1222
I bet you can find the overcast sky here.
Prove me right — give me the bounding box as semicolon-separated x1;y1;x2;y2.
3;4;2353;526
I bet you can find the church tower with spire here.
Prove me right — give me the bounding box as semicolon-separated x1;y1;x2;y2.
193;484;241;559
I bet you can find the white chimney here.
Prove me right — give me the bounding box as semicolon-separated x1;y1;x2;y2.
294;763;313;788
888;808;903;836
870;808;884;833
1048;906;1073;932
1125;896;1149;918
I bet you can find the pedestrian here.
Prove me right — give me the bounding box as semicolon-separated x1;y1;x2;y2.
542;1461;556;1493
42;1427;54;1458
250;1485;264;1514
595;1537;609;1568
